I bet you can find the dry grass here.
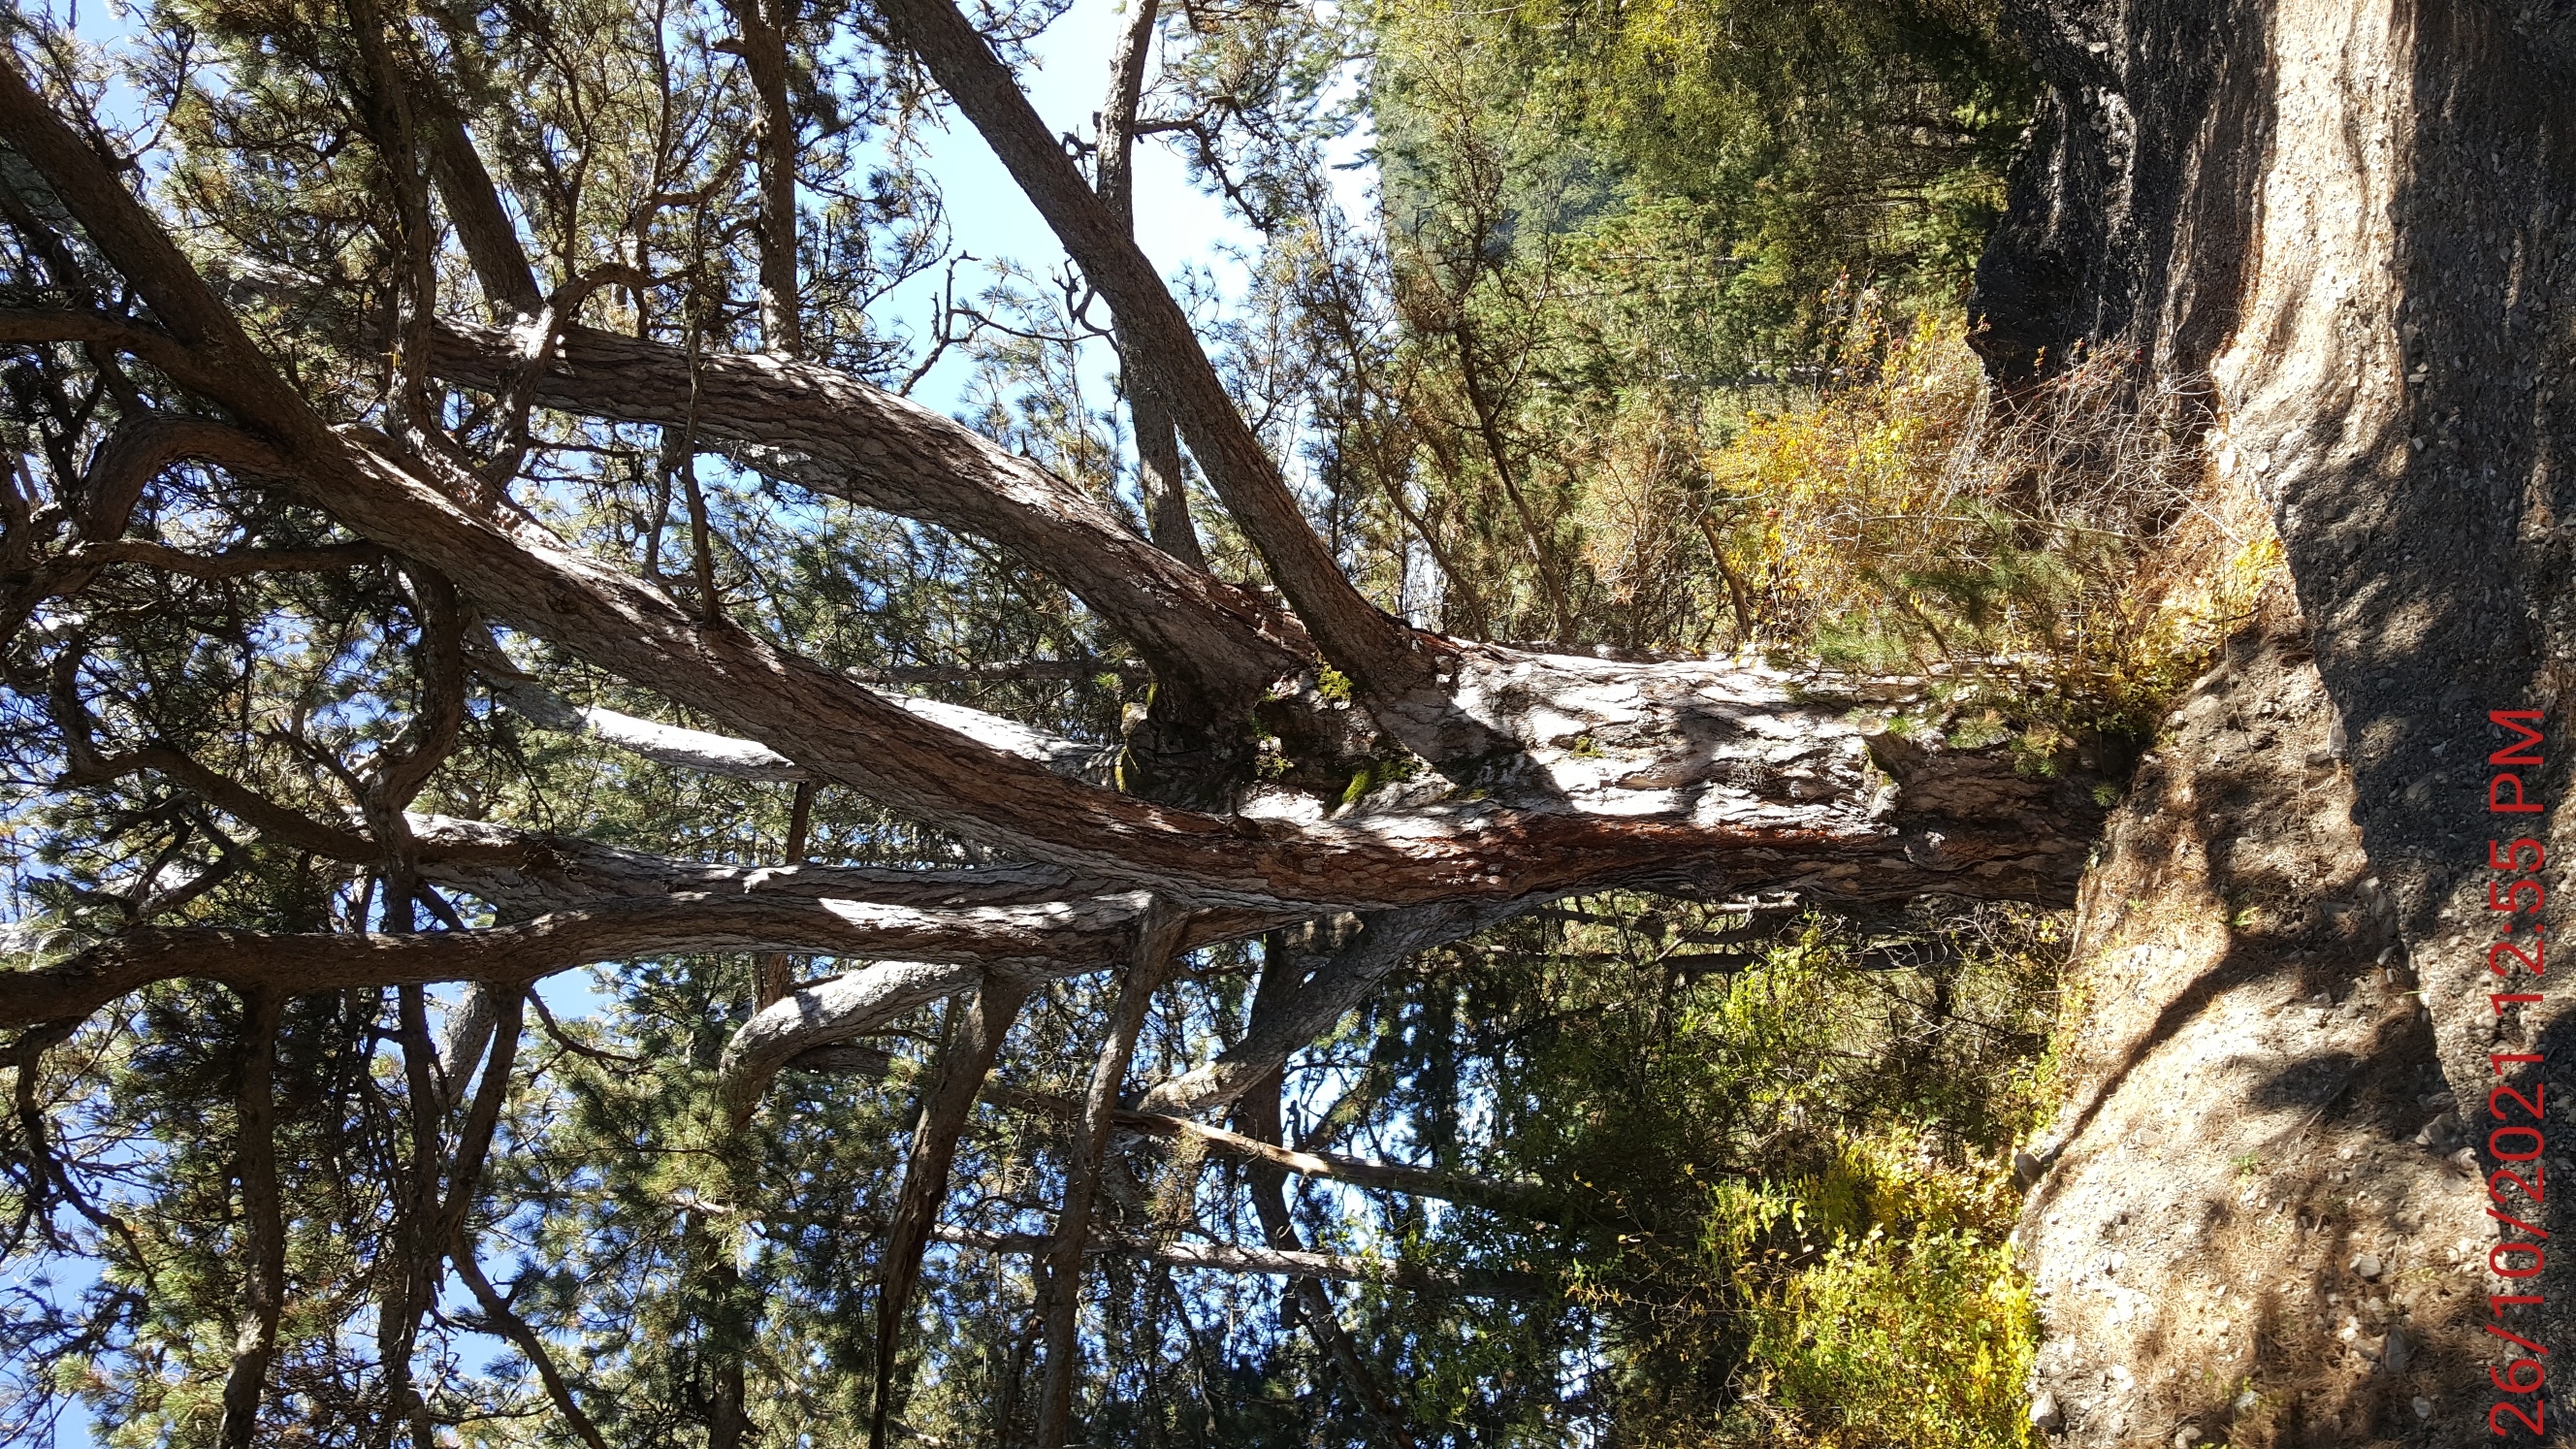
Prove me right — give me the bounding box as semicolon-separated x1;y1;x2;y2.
1710;303;2274;737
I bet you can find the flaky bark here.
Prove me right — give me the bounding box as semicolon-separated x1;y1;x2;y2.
407;815;1113;916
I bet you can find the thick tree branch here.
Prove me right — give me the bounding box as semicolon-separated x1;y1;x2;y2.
471;631;1116;784
424;318;1304;714
868;974;1033;1449
419;104;541;318
74;414;289;541
1034;901;1186;1445
720;958;988;1121
875;0;1446;720
406;814;1112;915
714;892;1223;1116
0;54;2100;917
0;892;1144;1030
928;1224;1543;1298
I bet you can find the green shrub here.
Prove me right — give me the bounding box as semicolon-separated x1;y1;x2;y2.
1736;1226;2035;1448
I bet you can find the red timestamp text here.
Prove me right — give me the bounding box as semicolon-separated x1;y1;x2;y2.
2482;709;2548;1438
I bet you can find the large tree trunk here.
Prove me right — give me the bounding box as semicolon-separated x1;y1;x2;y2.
1975;0;2576;1441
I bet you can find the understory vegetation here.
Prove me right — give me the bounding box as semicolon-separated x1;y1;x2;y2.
0;0;2262;1444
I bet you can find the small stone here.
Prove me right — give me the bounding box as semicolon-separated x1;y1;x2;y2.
2351;1252;2384;1280
2384;1327;2410;1372
2030;1392;2063;1432
2413;1397;2435;1421
2174;1429;2203;1448
2013;1149;2045;1187
2234;1389;2261;1411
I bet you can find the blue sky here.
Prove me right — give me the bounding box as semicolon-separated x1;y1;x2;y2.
891;0;1269;414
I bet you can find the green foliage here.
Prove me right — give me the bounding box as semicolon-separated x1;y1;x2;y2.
1303;0;2034;649
0;0;2106;1442
1738;1227;2034;1447
1715;305;2270;739
1303;899;2070;1445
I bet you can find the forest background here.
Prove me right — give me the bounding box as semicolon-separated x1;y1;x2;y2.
0;0;2275;1444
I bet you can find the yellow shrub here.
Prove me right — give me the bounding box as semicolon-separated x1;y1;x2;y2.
1709;297;2256;736
1735;1227;2036;1449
